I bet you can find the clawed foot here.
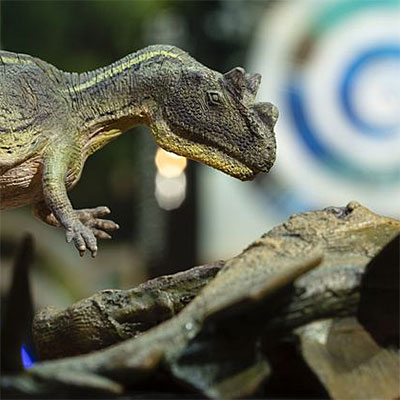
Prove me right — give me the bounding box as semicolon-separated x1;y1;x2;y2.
66;206;119;257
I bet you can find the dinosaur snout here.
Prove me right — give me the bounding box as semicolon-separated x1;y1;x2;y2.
252;148;275;173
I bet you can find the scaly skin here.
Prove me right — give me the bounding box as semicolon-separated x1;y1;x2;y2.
0;45;278;256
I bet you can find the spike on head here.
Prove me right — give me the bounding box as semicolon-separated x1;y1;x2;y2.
253;102;279;131
223;67;247;96
244;72;261;104
223;67;262;105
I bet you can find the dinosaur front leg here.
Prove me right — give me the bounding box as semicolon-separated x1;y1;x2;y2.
41;147;114;257
33;202;119;240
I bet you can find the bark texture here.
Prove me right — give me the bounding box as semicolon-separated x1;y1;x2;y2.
1;202;399;399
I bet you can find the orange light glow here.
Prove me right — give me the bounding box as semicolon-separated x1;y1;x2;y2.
155;148;187;179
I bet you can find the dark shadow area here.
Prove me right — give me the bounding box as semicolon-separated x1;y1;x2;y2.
358;234;400;348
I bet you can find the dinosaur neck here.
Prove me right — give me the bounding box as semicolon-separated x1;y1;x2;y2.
65;46;184;153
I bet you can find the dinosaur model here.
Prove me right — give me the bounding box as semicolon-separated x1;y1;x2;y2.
0;45;278;256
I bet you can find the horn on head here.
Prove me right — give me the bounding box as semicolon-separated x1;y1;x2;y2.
224;67;247;94
224;67;262;103
246;73;261;96
253;102;279;130
244;72;261;103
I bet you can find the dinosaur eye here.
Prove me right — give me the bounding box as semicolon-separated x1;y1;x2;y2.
207;90;222;105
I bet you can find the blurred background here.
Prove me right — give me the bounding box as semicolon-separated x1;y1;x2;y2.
1;0;399;314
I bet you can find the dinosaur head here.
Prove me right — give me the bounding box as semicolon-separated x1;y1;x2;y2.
149;61;278;180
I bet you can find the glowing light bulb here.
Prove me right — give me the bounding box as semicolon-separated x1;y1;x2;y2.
155;148;187;178
154;148;188;210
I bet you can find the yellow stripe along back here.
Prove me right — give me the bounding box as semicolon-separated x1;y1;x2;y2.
70;50;182;93
2;50;182;93
1;55;36;66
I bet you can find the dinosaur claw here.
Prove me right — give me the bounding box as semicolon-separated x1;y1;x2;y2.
90;245;98;258
66;231;73;243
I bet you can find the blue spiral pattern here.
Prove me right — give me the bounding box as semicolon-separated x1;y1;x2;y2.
286;1;400;184
339;44;400;138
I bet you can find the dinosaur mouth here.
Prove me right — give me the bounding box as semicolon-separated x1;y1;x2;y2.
152;126;259;180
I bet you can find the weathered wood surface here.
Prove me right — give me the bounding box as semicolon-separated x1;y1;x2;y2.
1;202;399;399
33;262;224;359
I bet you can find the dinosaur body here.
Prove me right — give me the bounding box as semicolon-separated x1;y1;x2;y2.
0;45;278;256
